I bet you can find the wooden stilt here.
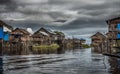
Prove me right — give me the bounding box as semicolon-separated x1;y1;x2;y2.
0;39;3;56
0;39;3;73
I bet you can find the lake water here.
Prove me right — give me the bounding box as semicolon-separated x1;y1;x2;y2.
1;48;120;74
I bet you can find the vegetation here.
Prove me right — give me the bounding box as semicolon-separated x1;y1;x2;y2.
81;44;91;48
54;31;64;35
32;44;60;53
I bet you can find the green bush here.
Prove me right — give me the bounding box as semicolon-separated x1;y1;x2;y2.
49;44;60;50
32;44;60;53
81;44;91;48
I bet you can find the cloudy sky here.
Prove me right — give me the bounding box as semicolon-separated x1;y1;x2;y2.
0;0;120;39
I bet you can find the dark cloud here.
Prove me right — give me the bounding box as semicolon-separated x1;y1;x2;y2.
61;20;106;29
54;19;67;23
0;0;120;38
0;0;17;13
0;0;11;4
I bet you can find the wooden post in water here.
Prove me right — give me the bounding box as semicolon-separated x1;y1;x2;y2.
72;36;74;49
0;57;3;74
0;39;3;56
0;39;3;73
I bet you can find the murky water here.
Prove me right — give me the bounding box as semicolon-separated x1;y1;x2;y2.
0;48;119;74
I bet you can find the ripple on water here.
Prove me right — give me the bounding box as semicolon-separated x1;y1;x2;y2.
2;48;111;74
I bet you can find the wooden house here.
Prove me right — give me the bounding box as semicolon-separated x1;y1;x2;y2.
32;29;49;45
40;27;57;43
80;38;86;44
64;38;73;48
0;20;13;55
10;28;30;42
32;27;56;45
9;28;31;55
73;38;81;47
91;32;107;53
0;20;13;41
54;31;65;40
54;31;65;45
106;17;120;40
106;17;120;53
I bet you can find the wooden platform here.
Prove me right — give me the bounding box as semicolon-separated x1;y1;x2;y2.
103;53;120;58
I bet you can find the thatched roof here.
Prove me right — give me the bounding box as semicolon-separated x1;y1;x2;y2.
34;27;55;35
91;32;106;39
12;28;30;35
32;31;48;37
106;17;120;24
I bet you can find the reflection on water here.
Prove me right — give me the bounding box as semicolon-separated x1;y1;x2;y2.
0;48;120;74
108;57;120;74
0;58;3;74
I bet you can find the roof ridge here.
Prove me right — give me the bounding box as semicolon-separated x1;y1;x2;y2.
0;20;13;30
14;28;30;35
